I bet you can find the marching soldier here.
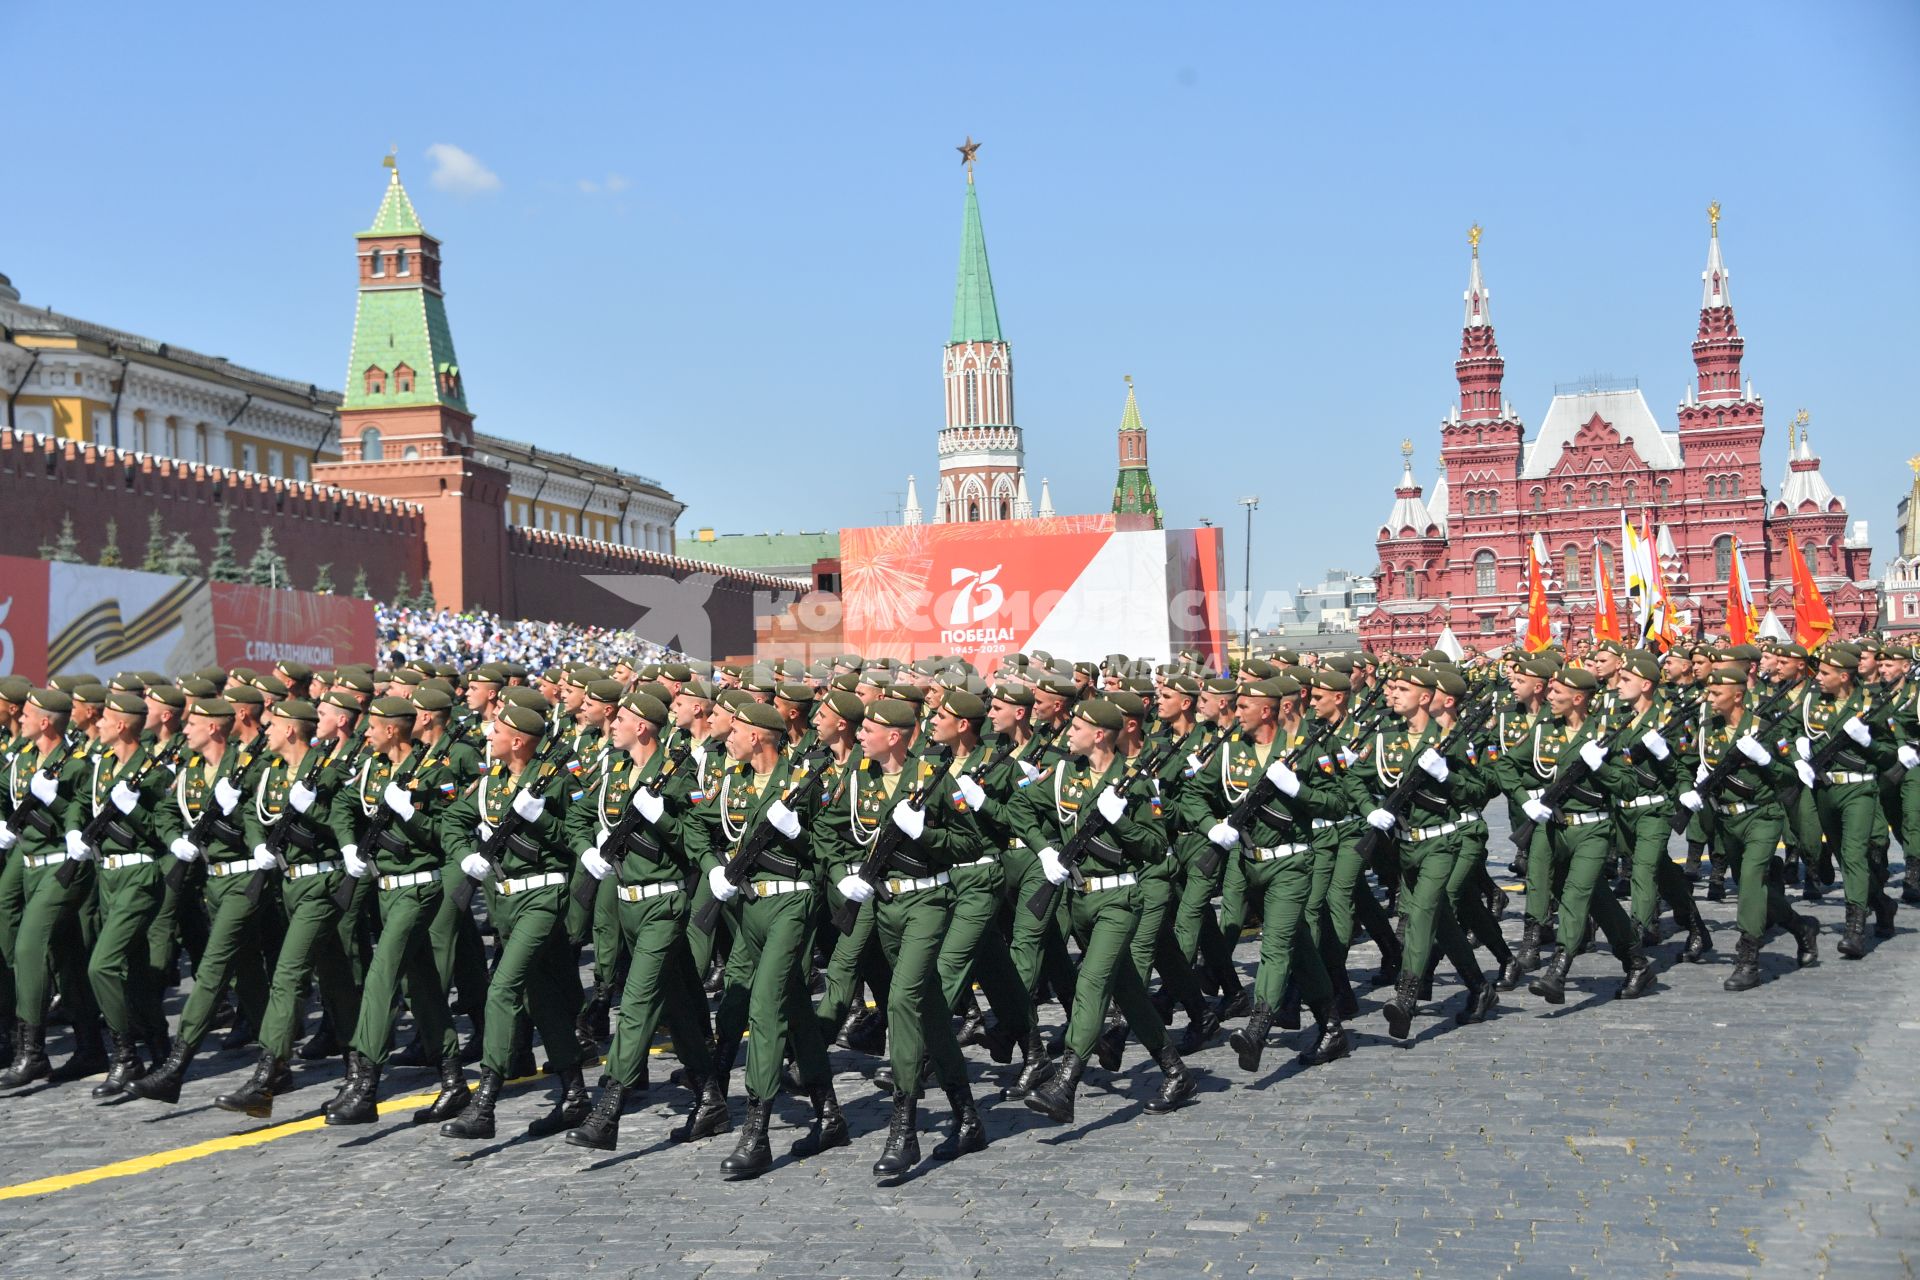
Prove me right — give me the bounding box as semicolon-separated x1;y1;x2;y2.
1798;645;1898;956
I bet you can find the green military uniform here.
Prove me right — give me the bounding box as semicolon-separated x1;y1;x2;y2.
0;728;95;1085
1607;683;1707;951
1796;672;1898;950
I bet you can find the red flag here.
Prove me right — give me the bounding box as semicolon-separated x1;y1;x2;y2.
1725;537;1756;646
1592;541;1622;643
1523;541;1552;653
1786;536;1833;647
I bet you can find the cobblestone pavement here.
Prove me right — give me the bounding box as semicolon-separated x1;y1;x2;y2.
0;825;1914;1278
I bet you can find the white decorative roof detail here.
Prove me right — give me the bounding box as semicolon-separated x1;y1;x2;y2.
1779;431;1842;512
1702;226;1732;310
1382;453;1437;536
1429;472;1450;535
1521;387;1682;479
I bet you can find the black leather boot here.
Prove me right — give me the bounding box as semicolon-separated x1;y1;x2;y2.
1213;986;1252;1022
976;1019;1018;1065
1228;1002;1273;1072
214;1053;284;1118
1457;971;1498;1025
1872;892;1898;939
1001;1024;1055;1101
1143;1043;1195;1113
1837;903;1869;959
1793;914;1820;968
673;1073;732;1143
1298;1000;1352;1066
1681;904;1712;963
845;1009;887;1056
1505;919;1545;985
412;1057;471;1125
441;1066;501;1139
1024;1049;1084;1123
217;1008;257;1055
527;1064;592;1136
573;984;608;1065
1382;973;1421;1040
790;1083;847;1157
125;1038;194;1103
1528;947;1573;1005
719;1097;772;1179
931;1086;986;1160
325;1050;381;1125
1371;917;1406;989
298;1014;340;1061
1275;978;1302;1031
1177;1001;1220;1055
871;1092;920;1178
49;1017;108;1084
564;1080;626;1151
1722;932;1763;991
1331;967;1359;1020
1706;864;1727;902
1618;935;1656;999
389;1034;432;1069
1903;859;1920;906
1683;842;1704;881
1094;1017;1126;1072
92;1030;145;1098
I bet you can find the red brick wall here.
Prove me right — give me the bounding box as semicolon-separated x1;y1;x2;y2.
0;428;426;598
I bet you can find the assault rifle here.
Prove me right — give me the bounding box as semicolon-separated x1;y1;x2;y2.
690;747;830;936
1024;737;1182;923
829;747;959;935
449;756;570;913
1667;679;1804;834
1195;714;1345;879
1353;689;1499;866
569;738;696;915
165;764;247;893
330;749;430;911
1774;686;1903;810
57;754;165;889
247;760;331;907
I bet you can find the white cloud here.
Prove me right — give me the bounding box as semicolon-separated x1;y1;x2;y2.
577;173;630;196
425;143;501;195
604;174;631;192
578;178;600;194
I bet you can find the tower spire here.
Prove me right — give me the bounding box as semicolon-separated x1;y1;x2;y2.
1455;224;1505;421
951;168;1002;345
1463;223;1491;327
936;145;1026;522
1110;375;1162;528
1692;200;1745;402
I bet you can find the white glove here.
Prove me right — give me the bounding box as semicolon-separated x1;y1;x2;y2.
1018;760;1042;782
510;788;545;823
383;781;416;822
1094;786;1127;825
1184;753;1205;776
1794;760;1817;788
1641;729;1669;761
1522;798;1554;824
1037;845;1070;886
1337;747;1359;768
707;864;740;902
891;802;926;840
110;781;140;815
1843;716;1871;746
1578;740;1607;772
581;847;613;880
342;844;368;877
1679;790;1704;813
460;853;491;880
476;821;494;843
248;844;276;872
634;787;665;824
954;775;987;812
1696;761;1710;783
213;777;241;814
0;822;15;851
1415;748;1448;782
64;829;92;861
1899;744;1920;770
1795;735;1812;761
767;798;801;839
288;780;317;813
28;771;59;805
1206;820;1240;849
1737;735;1770;765
1365;808;1396;832
170;837;200;863
837;874;874;904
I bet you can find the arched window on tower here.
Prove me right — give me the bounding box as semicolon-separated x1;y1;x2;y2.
1656;477;1671;505
359;427;383;461
965;370;979;424
1474;550;1496;596
364;366;385;396
1624;480;1637;507
370;249;384;278
395;248;409;277
1562;484;1574;509
1587;482;1599;507
1713;535;1733;581
1729;474;1741;498
1562;544;1582;589
1402;565;1417;597
1531;487;1544;512
968;500;981;522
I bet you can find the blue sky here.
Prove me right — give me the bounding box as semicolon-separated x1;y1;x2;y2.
6;3;1916;595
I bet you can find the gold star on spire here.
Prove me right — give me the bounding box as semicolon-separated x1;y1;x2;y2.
1468;224;1482;256
957;135;981;184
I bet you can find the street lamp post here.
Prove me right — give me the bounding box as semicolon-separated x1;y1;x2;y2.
1239;495;1260;656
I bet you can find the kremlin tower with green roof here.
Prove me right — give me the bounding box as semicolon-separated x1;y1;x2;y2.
1110;377;1162;528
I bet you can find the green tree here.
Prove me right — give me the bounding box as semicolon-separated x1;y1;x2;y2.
97;518;123;567
351;566;370;599
39;514;84;564
162;531;202;577
207;508;244;582
392;571;412;607
414;577;437;612
141;511;167;573
246;527;289;588
312;563;335;594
